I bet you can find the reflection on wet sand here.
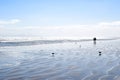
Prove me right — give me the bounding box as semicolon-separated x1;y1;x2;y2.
0;40;120;80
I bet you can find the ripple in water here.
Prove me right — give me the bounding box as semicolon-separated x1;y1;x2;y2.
0;40;120;80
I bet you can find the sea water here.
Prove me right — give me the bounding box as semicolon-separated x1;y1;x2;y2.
0;39;120;80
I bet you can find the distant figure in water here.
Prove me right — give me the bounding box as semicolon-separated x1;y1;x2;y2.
93;37;97;45
93;37;97;41
99;51;102;56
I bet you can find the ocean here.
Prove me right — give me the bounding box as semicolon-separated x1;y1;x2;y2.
0;38;120;80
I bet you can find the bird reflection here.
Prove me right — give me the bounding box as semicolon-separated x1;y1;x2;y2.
52;53;55;57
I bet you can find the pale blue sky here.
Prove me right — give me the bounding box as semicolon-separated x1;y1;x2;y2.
0;0;120;37
0;0;120;27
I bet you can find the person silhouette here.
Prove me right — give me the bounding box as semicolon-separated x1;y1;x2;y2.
93;37;97;41
93;37;97;45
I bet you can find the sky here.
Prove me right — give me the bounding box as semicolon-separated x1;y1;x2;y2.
0;0;120;38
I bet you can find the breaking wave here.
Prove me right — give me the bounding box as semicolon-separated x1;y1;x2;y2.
0;37;120;47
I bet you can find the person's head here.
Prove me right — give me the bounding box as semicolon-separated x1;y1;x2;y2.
93;37;96;41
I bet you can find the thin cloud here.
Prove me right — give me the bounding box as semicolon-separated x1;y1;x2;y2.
0;20;120;38
0;19;20;25
99;21;120;27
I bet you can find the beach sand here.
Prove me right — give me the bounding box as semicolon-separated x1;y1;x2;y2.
0;39;120;80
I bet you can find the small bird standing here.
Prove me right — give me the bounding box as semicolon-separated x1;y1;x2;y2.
52;53;55;57
99;51;102;56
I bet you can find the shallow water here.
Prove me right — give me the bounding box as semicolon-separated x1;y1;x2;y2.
0;40;120;80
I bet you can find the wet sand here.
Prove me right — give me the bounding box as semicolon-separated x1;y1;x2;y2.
0;40;120;80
